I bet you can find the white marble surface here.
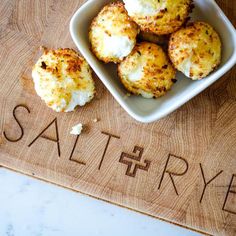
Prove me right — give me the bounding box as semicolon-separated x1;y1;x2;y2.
0;168;201;236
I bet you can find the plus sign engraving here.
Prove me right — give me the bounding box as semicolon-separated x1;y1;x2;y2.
119;146;151;177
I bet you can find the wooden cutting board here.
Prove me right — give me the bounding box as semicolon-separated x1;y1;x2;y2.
0;0;235;235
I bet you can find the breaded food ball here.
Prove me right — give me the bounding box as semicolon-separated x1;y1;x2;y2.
118;42;176;98
32;48;95;112
89;2;139;63
123;0;193;35
168;22;222;80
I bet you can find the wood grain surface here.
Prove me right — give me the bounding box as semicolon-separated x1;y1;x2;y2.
0;1;235;235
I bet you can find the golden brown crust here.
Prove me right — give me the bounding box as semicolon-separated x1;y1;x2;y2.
118;42;176;98
39;48;84;77
168;21;222;80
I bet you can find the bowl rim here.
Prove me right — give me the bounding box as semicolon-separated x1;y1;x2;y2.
70;0;236;123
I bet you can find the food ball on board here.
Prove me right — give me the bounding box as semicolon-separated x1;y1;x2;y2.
32;48;95;112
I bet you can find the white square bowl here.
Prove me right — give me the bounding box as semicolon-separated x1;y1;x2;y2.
70;0;236;123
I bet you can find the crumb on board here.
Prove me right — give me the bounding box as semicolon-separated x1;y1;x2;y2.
70;123;83;136
93;118;100;123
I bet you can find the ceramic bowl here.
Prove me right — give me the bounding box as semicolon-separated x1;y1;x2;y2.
70;0;236;123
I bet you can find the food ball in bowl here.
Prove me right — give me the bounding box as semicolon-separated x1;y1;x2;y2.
168;22;222;80
118;42;176;98
89;2;139;63
32;48;95;112
123;0;193;35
